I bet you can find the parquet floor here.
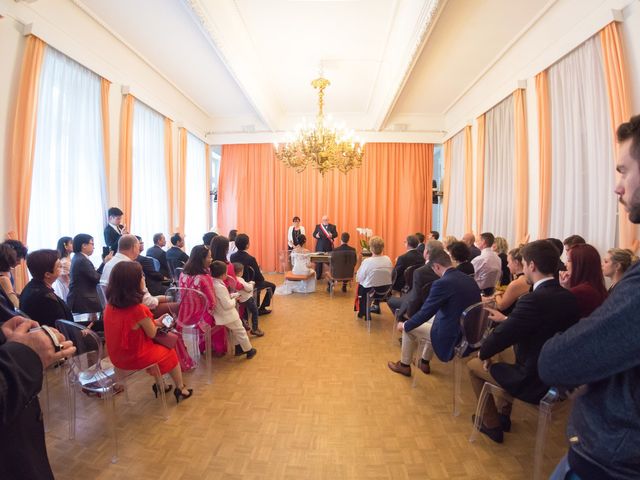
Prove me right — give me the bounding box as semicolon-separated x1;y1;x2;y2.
44;275;569;479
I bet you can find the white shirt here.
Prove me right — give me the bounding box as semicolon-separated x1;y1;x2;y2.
471;248;502;289
533;276;554;291
236;277;254;303
227;241;238;261
100;252;158;309
356;255;393;288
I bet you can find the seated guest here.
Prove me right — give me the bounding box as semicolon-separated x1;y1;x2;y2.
392;235;425;292
54;236;73;301
100;235;171;316
233;263;263;337
462;233;481;260
211;260;257;359
415;232;426;255
559;243;607;318
546;237;567;276
202;231;217;247
602;247;637;293
355;236;393;318
135;237;168;296
210;235;243;293
443;235;457;250
0;244;19;308
2;239;28;294
447;241;474;275
68;234;110;314
231;234;276;315
103;207;126;253
429;231;440;241
19;249;73;327
331;232;357;293
471;232;502;295
388;249;481;376
491;247;529;315
493;237;511;286
387;240;443;319
563;234;586;255
166;233;189;273
103;261;193;403
178;246;226;364
146;233;170;278
467;240;579;443
227;229;238;261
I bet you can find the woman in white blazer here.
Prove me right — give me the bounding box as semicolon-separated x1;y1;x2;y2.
210;260;257;359
287;216;305;250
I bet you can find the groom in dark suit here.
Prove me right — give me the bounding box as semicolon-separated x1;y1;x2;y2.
312;215;338;279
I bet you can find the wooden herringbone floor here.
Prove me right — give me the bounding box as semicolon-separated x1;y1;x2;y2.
43;275;569;479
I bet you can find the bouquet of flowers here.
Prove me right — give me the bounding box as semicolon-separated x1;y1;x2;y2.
356;227;373;252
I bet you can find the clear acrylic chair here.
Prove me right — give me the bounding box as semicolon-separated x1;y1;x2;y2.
96;283;108;310
165;286;213;383
327;250;357;297
355;270;396;333
470;383;566;480
55;319;168;464
411;301;494;416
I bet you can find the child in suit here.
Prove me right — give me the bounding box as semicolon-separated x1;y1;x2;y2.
211;261;257;359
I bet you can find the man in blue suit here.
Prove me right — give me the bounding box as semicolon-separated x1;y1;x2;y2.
388;249;481;377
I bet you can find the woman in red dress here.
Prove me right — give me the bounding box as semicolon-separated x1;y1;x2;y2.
560;243;608;319
104;261;193;403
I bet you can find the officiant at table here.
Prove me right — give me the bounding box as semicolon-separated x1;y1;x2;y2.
312;215;338;279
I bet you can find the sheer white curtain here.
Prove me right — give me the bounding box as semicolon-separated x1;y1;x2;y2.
130;100;168;248
483;95;515;246
548;35;616;253
446;131;466;238
184;133;208;253
27;46;107;265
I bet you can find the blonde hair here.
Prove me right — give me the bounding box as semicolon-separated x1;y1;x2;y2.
369;236;384;255
607;248;638;273
443;235;457;248
494;237;509;255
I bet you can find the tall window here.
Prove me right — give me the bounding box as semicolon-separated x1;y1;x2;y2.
27;46;107;263
211;146;221;232
130;100;168;248
445;131;466;238
432;144;443;233
548;35;615;253
184;133;208;252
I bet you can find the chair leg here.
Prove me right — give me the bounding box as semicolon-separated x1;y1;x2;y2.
202;324;212;385
150;365;168;420
469;382;506;442
67;375;76;440
533;392;557;480
411;337;427;389
103;388;118;463
453;355;462;416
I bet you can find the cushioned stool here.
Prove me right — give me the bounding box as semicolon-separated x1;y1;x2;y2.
283;271;316;293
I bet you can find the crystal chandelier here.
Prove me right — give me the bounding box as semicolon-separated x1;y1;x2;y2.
274;77;365;175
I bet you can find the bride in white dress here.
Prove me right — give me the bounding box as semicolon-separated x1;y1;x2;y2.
275;235;317;294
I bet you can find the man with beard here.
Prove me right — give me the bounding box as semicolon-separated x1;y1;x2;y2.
538;115;640;480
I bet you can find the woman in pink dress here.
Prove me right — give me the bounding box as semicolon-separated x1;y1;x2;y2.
210;235;243;292
178;245;227;360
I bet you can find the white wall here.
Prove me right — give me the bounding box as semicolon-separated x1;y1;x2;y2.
442;0;640;242
0;0;210;236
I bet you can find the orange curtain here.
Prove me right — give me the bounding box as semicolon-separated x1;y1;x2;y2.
514;88;529;244
177;127;187;235
442;138;453;237
100;78;111;194
536;70;552;239
118;94;134;222
600;22;638;251
9;35;45;290
218;143;434;271
475;115;485;234
205;144;211;231
464;126;473;233
164;118;175;233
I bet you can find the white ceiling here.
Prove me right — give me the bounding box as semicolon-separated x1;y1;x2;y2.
76;0;552;136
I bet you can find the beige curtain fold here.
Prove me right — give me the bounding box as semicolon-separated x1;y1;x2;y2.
536;70;552;239
177;127;187;235
164;118;175;233
475;115;485;234
464;125;473;233
100;78;111;195
600;22;638;251
514;88;529;244
118;94;134;222
9;35;46;290
442;138;453;236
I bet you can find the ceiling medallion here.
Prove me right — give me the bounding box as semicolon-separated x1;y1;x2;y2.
274;77;364;175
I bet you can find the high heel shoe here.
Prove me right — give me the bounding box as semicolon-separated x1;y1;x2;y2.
152;383;173;398
173;386;194;404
